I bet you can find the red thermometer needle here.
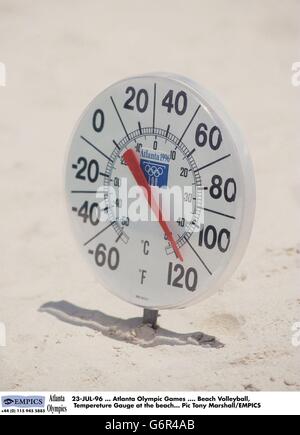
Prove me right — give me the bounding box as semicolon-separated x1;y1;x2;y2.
123;148;183;262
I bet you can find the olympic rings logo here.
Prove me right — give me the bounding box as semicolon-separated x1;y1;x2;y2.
144;164;164;178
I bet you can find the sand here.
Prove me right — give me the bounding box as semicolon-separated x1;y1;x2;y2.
0;0;299;391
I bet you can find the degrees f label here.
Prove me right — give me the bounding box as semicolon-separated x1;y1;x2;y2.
140;147;170;188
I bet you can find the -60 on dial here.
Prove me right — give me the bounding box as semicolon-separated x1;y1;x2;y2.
65;73;255;309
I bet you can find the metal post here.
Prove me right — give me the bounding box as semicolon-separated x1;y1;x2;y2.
142;309;159;328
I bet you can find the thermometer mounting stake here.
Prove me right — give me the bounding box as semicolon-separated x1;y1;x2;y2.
143;308;159;329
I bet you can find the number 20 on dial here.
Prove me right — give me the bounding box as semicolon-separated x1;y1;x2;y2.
65;73;255;309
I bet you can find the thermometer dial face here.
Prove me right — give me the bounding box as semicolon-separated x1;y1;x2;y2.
65;73;255;309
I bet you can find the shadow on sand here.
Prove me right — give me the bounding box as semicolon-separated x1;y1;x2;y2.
39;300;224;349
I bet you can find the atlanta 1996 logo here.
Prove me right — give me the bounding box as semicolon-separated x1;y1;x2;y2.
140;148;170;188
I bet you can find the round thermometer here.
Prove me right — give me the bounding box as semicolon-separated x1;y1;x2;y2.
65;73;255;310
